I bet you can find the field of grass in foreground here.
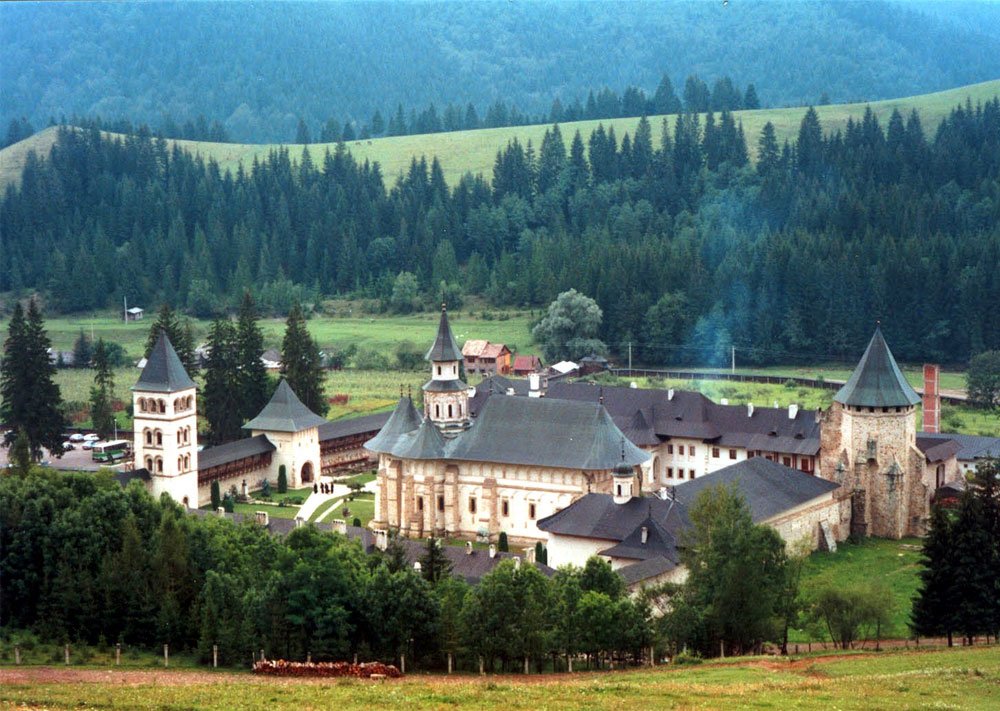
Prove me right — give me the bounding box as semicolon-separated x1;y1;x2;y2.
1;646;997;710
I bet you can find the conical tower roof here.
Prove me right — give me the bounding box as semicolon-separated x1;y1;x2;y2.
425;304;462;362
243;379;328;433
364;395;422;453
133;332;195;393
391;417;446;460
834;327;920;408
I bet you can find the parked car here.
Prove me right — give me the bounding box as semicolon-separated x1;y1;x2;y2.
61;441;76;452
69;433;86;442
81;440;98;450
83;433;100;442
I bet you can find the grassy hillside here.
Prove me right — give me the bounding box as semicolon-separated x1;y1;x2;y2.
3;79;998;190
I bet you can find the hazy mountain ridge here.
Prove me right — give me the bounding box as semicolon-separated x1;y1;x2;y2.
3;1;1000;143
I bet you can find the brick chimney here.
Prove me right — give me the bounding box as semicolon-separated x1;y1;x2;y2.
923;364;940;433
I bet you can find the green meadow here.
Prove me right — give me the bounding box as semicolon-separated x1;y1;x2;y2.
1;646;998;710
3;80;998;189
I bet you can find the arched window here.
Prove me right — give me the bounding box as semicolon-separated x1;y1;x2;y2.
155;430;163;447
137;398;145;413
155;457;163;473
435;404;440;418
448;404;453;418
187;396;193;409
145;456;153;470
145;429;152;446
178;456;184;472
184;454;190;470
158;399;166;414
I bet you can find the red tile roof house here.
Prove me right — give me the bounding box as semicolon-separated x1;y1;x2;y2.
512;354;543;376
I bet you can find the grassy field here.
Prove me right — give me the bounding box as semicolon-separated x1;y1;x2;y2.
793;538;924;643
1;646;998;710
3;80;999;190
1;310;538;362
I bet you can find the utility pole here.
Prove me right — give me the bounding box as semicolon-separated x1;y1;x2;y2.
731;346;735;374
628;342;632;372
123;295;128;324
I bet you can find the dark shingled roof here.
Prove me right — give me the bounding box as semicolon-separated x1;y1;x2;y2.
425;307;462;362
391;417;446;460
365;397;422;453
423;378;468;393
394;539;555;585
243;380;328;433
471;377;821;456
114;468;151;487
916;436;962;464
198;434;276;470
446;396;650;470
617;556;679;586
318;412;391;442
673;458;839;523
133;333;195;393
834;327;921;408
537;492;688;541
919;432;1000;462
599;514;679;562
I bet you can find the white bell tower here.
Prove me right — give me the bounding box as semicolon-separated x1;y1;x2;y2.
132;333;199;508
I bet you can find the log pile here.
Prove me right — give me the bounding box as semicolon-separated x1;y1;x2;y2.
253;659;402;678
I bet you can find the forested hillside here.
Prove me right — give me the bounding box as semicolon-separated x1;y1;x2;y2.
3;96;999;366
3;1;1000;143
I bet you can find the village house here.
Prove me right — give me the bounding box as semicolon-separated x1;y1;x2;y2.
512;354;543;376
461;339;512;376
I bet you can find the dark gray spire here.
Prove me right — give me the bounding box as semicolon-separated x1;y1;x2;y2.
834;326;920;408
364;395;422;453
424;304;462;362
243;379;328;433
133;332;195;393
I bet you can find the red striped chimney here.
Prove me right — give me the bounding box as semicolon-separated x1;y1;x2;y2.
923;364;940;433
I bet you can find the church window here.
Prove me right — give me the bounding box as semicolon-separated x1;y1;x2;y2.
156;457;163;473
185;455;190;469
417;497;424;511
458;403;463;416
712;447;720;458
178;456;183;471
437;365;442;376
448;404;453;418
501;499;509;517
155;430;163;447
729;449;737;459
158;400;166;413
469;497;477;514
435;404;440;418
616;484;622;497
437;496;445;512
145;429;152;446
145;456;153;470
528;503;537;519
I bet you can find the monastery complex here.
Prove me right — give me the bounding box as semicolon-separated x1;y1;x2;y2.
127;308;994;587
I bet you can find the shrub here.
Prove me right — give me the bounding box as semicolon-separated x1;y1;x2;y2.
353;517;361;527
672;650;703;665
498;531;509;552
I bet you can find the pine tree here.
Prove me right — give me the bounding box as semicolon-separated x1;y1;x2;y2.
72;329;93;368
203;318;242;444
498;531;509;552
0;300;65;458
210;480;221;510
295;118;311;144
280;303;328;415
235;291;270;424
370;109;385;136
277;465;287;494
419;537;453;584
145;304;196;372
743;83;760;110
911;503;957;644
9;429;32;475
89;338;117;440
